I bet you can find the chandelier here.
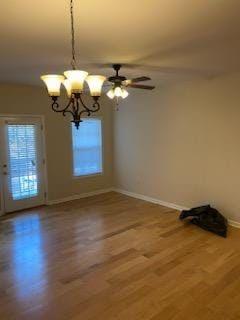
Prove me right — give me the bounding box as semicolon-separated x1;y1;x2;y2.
41;0;106;129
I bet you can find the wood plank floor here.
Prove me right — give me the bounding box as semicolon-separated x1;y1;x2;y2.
1;191;240;320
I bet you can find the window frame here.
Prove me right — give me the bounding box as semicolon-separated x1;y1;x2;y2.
70;116;104;179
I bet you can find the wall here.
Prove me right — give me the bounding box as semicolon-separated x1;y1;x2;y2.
2;73;240;222
0;84;113;210
114;72;240;222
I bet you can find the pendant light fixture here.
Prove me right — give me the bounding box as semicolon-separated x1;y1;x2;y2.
41;0;106;129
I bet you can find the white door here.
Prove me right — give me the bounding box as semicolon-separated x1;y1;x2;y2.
0;117;46;213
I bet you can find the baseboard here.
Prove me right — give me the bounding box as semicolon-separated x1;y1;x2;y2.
228;219;240;228
46;188;114;205
113;188;189;211
113;188;240;229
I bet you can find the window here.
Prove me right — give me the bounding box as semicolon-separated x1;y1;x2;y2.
71;118;103;176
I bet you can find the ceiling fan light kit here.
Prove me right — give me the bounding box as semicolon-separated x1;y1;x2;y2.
106;64;155;102
41;1;155;128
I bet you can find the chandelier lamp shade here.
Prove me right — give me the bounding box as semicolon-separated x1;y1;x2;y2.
40;0;106;129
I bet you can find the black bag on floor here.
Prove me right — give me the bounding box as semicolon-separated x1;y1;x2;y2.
179;205;228;238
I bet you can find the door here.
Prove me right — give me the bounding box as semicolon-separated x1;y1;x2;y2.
0;117;46;213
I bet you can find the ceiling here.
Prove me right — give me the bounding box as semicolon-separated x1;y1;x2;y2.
1;0;240;86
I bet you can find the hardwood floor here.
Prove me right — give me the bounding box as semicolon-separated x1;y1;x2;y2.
1;191;240;320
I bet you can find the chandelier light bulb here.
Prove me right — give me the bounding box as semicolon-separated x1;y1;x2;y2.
41;75;65;97
86;75;106;97
64;70;88;93
106;89;115;99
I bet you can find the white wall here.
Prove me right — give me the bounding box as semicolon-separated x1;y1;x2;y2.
2;72;240;223
114;72;240;222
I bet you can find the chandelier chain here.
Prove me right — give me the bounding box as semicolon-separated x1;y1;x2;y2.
70;0;76;69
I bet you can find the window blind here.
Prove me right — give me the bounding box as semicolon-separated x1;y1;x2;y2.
72;118;103;176
7;124;38;200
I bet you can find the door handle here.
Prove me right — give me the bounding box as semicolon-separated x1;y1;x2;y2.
3;163;8;176
2;164;7;175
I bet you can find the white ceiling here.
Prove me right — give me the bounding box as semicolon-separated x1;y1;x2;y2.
1;0;240;86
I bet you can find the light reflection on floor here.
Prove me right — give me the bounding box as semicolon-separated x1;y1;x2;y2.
11;214;46;300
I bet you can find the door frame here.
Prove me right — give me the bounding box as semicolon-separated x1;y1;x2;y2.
0;114;48;215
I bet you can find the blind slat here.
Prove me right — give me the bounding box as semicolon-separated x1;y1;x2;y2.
72;119;103;176
7;124;38;200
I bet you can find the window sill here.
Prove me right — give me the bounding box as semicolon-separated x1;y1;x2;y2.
73;172;104;179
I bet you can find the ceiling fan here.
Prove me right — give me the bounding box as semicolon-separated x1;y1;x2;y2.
105;64;155;100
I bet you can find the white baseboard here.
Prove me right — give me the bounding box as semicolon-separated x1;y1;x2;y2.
46;188;114;205
228;219;240;228
113;188;240;229
113;188;189;211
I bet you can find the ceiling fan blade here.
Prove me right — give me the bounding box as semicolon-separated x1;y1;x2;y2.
130;76;151;83
123;77;151;86
127;84;155;90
